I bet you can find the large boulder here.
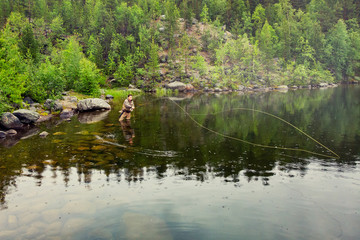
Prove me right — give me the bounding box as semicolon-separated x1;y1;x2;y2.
13;109;40;124
0;113;23;129
165;81;186;91
77;98;111;112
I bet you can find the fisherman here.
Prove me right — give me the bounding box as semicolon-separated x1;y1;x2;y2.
119;94;135;121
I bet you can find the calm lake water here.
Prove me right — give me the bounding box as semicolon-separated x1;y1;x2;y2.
0;85;359;240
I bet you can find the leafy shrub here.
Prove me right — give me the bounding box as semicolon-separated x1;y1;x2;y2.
75;58;102;96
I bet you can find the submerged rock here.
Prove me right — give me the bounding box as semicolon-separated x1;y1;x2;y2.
77;98;111;112
60;109;75;120
39;131;49;138
13;109;40;124
0;131;6;138
0;112;23;129
6;129;17;136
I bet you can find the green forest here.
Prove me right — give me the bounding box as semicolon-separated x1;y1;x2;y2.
1;0;360;113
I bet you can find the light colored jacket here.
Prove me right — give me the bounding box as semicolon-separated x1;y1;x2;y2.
122;98;134;112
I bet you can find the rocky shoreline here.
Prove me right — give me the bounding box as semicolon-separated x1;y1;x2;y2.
0;93;113;144
0;81;356;145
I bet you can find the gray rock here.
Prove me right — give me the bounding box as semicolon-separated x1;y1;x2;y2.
275;85;288;90
6;129;17;135
44;99;63;112
318;82;328;88
165;81;186;91
77;98;111;112
214;88;222;92
30;103;41;108
128;88;142;92
238;85;245;91
13;109;40;124
62;96;78;102
0;113;23;129
39;131;49;138
105;95;114;100
43;99;53;110
23;97;34;104
159;27;165;32
0;131;6;138
52;101;63;112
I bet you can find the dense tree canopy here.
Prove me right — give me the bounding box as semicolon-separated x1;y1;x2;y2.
0;0;359;113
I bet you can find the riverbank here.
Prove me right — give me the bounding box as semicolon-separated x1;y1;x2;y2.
0;82;357;146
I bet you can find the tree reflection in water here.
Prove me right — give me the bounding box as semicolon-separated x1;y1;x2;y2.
0;85;359;210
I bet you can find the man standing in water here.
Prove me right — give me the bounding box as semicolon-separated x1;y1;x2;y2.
119;94;135;121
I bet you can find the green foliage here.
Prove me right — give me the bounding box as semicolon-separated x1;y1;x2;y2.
114;56;134;87
202;0;226;23
259;20;277;59
35;58;65;100
75;58;102;96
0;26;27;106
87;34;103;68
18;24;39;62
61;36;82;89
252;4;266;37
326;19;350;81
200;4;210;24
145;39;160;81
164;0;180;46
49;16;65;42
192;54;208;76
0;0;360;109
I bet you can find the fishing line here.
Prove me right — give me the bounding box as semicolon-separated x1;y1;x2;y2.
168;98;340;159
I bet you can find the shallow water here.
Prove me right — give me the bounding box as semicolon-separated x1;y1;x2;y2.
0;85;359;239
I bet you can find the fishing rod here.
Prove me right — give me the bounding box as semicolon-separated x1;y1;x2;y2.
168;98;340;159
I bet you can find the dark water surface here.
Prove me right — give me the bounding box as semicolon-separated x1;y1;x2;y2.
0;85;359;240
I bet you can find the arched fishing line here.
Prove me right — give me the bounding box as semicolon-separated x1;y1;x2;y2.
168;98;339;159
